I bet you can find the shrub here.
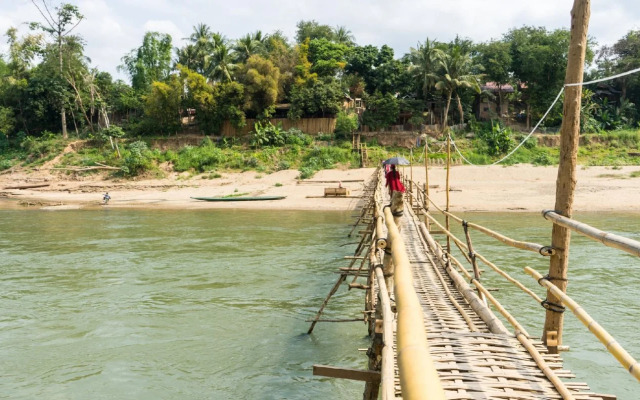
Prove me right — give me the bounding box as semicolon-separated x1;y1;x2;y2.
334;111;358;139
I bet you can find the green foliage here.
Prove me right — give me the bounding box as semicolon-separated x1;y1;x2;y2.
119;32;173;91
250;122;311;148
238;55;280;119
334;111;359;138
307;38;349;77
362;92;399;131
475;121;513;156
288;77;343;118
143;75;183;135
298;146;356;179
251;121;285;147
122;140;152;175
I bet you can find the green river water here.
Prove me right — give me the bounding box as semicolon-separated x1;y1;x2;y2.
0;209;638;399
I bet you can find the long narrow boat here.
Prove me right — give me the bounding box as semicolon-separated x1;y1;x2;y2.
191;195;286;202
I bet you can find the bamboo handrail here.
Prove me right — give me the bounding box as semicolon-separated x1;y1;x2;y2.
409;181;554;256
383;205;446;400
525;267;640;382
374;264;395;400
543;210;640;257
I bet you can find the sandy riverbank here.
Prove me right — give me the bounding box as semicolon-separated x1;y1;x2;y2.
1;164;640;213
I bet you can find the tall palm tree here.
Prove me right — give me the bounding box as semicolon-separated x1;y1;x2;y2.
435;46;481;131
207;43;236;82
334;26;355;46
233;31;265;64
409;38;444;100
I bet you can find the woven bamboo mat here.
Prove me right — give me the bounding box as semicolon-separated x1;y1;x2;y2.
385;209;615;400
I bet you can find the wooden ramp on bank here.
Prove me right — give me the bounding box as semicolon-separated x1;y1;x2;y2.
387;208;611;399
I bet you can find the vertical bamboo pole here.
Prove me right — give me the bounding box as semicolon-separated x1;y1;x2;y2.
410;148;414;210
446;132;451;254
543;0;591;354
424;141;430;230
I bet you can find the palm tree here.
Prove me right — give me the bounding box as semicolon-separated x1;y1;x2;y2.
233;31;265;64
334;26;355;46
434;46;481;131
207;43;236;82
409;38;444;100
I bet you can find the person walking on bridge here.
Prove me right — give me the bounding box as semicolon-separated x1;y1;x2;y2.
385;165;405;197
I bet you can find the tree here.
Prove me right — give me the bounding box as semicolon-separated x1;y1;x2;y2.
307;38;349;77
120;32;173;92
597;30;640;102
143;75;182;135
333;26;355;47
29;1;83;138
475;40;512;116
233;31;266;64
295;20;334;43
288;77;343;118
361;92;399;131
238;55;280;118
434;46;481;130
293;38;317;86
504;26;592;128
408;38;444;100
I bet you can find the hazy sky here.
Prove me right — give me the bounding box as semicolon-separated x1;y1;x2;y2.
1;0;638;82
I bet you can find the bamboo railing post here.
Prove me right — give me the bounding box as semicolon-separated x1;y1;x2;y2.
462;221;486;305
409;149;414;210
424;141;430;230
445;132;451;254
544;0;591;354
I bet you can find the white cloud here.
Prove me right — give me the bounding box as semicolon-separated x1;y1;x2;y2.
1;0;639;81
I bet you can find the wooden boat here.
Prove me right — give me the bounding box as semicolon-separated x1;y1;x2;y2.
191;195;286;202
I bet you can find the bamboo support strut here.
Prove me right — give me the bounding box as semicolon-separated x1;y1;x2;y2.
543;210;640;257
424;212;543;303
409;183;554;256
383;206;446;400
526;266;640;382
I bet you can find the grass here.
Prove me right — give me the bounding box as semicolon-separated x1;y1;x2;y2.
2;128;640;179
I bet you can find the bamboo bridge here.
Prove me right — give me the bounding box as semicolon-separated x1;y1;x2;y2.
309;167;639;399
306;2;640;398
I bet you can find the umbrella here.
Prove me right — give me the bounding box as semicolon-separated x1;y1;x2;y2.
382;156;410;165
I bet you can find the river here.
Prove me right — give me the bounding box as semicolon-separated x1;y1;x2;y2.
0;209;638;399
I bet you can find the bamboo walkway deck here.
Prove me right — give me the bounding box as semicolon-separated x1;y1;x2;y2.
385;207;613;400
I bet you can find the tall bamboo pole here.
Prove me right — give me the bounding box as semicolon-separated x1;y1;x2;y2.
445;133;451;254
544;0;591;354
410;148;414;210
424;141;430;230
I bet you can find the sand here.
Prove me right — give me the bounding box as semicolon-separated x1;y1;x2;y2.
1;164;639;213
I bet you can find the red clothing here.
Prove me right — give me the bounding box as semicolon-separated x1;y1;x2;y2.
385;170;405;193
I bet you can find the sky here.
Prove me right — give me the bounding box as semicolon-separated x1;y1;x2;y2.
0;0;638;82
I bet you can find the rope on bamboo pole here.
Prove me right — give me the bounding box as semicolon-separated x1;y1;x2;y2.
526;267;640;383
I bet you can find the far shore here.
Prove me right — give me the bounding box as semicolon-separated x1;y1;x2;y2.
1;164;640;213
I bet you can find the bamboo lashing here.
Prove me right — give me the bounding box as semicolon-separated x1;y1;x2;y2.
526;266;640;382
543;210;640;257
383;206;446;400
